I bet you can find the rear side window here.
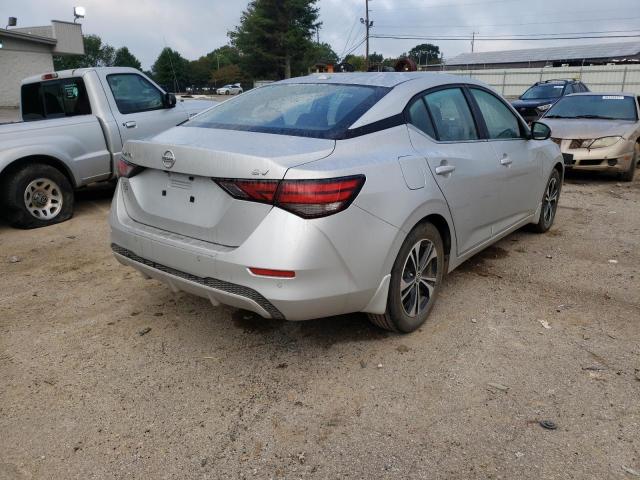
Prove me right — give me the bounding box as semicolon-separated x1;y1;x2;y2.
107;74;164;114
470;88;522;140
407;98;436;138
424;88;478;141
21;78;91;121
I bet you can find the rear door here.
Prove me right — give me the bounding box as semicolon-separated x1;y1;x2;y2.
102;72;187;144
407;86;503;255
468;87;541;231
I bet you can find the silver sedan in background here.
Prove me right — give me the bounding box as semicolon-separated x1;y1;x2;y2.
542;93;640;181
110;73;562;333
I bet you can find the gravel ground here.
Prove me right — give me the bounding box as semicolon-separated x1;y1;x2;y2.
1;172;639;480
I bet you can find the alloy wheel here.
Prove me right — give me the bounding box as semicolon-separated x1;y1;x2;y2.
23;178;64;220
400;239;438;317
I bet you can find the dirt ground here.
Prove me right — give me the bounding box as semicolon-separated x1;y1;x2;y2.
1;171;639;480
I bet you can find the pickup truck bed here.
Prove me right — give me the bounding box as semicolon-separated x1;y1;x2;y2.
0;67;215;229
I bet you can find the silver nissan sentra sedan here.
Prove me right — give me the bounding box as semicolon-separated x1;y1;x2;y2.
110;72;563;333
542;92;640;181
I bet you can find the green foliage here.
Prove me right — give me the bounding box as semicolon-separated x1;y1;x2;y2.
407;43;441;64
53;34;115;70
229;0;321;79
113;47;142;70
368;52;384;64
188;46;243;87
343;54;366;71
151;48;190;92
305;42;339;67
211;64;250;88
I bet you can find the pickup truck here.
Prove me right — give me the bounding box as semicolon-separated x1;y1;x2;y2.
0;67;214;229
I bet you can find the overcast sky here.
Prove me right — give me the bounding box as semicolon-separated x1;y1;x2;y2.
4;0;639;69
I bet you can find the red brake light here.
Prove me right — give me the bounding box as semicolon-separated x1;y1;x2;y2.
275;176;365;218
214;175;365;219
41;73;59;80
117;157;144;178
216;179;279;202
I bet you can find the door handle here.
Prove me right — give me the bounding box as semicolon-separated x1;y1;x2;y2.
123;121;137;129
500;155;513;166
435;165;456;175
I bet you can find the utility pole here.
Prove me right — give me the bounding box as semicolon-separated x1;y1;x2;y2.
360;0;373;70
471;31;478;53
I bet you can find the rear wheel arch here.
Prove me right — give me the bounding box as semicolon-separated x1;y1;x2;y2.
418;214;452;268
0;155;76;188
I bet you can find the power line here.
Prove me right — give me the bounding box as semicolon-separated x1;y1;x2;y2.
376;15;640;31
372;33;640;41
342;36;367;59
340;17;360;58
372;29;640;39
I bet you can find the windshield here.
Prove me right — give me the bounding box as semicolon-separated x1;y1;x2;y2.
186;83;390;139
521;83;565;100
544;95;638;121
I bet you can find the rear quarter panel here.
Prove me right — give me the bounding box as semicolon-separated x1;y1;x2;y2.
284;125;457;280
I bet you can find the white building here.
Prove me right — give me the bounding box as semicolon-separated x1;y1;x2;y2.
0;20;84;107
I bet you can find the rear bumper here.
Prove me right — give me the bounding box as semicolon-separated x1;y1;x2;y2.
112;244;284;318
109;180;399;320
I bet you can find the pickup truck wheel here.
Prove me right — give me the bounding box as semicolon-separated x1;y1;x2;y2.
1;163;74;229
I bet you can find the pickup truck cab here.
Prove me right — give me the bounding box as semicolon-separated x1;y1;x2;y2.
0;67;213;228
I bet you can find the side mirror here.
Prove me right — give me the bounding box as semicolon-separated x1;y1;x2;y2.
164;93;177;109
530;121;551;140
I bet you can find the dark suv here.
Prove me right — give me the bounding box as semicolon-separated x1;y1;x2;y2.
512;79;589;123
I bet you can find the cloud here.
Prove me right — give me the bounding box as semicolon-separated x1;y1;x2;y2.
5;0;639;68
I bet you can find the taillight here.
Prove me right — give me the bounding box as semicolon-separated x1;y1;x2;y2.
215;179;279;203
214;175;365;219
117;157;144;178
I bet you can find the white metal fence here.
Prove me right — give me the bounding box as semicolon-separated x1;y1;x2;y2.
437;65;640;98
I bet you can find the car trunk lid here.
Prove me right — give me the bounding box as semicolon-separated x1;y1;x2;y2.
121;126;335;247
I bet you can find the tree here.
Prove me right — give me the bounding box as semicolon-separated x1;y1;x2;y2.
113;47;142;70
151;47;190;92
407;43;441;65
53;34;115;70
368;52;384;64
305;42;339;67
229;0;320;79
187;45;244;88
343;54;366;71
211;64;250;88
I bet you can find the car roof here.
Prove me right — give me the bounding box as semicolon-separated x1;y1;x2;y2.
566;92;636;97
279;72;481;89
21;66;141;85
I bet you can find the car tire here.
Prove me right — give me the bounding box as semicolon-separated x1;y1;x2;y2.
620;144;638;182
0;163;74;229
225;91;230;95
530;168;561;233
368;222;445;333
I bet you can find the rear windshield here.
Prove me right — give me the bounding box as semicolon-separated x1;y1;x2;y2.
21;78;91;121
521;83;565;100
186;83;390;139
545;95;638;121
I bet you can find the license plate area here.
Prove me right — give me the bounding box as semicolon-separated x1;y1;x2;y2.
562;153;575;165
